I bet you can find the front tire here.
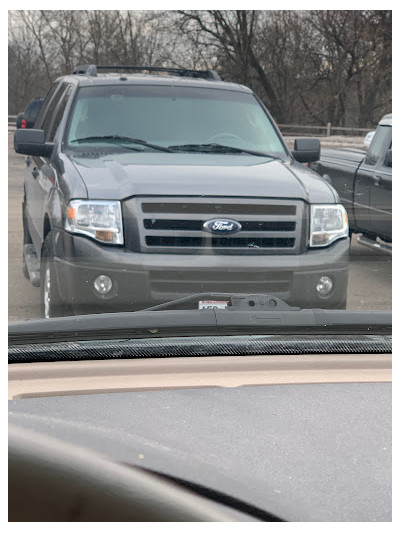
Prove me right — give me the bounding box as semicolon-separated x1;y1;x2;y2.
40;232;69;318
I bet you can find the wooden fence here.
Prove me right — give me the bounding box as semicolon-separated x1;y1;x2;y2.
8;115;370;137
278;123;371;137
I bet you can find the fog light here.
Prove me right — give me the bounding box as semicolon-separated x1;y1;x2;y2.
94;275;113;294
316;276;333;296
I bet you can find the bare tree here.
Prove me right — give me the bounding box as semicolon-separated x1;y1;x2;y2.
297;10;392;126
176;10;284;121
8;11;49;112
8;10;391;126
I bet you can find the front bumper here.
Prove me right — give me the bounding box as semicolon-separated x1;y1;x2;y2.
54;231;349;311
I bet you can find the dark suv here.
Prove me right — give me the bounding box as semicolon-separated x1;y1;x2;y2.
16;98;44;129
14;65;349;317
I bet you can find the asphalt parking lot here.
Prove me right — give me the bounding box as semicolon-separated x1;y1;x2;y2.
8;133;391;321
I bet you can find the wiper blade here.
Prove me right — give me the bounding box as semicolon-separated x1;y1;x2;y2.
168;143;276;158
70;135;175;153
8;294;392;345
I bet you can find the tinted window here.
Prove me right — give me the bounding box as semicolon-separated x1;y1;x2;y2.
41;83;69;140
365;126;391;166
383;143;392;168
25;99;44;124
47;85;73;141
34;82;60;127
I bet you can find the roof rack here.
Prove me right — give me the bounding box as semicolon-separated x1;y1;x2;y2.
72;64;221;81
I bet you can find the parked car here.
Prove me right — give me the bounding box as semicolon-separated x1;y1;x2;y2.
310;114;391;252
15;112;24;129
15;98;44;129
14;64;350;317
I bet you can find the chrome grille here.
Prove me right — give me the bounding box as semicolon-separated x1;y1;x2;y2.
123;197;305;255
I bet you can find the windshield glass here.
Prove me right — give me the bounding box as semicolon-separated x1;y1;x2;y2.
65;85;287;157
8;9;391;324
8;9;392;524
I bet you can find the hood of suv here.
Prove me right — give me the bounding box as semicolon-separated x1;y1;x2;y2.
69;152;337;204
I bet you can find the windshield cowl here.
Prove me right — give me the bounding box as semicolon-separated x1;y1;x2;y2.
8;294;392;347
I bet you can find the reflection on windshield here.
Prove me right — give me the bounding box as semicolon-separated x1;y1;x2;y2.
7;10;393;525
8;11;391;324
65;86;287;158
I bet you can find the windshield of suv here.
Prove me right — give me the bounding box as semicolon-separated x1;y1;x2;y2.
66;85;287;157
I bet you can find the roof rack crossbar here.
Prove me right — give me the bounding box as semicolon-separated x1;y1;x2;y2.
72;64;221;81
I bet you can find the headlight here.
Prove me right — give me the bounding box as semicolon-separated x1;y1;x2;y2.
309;204;348;247
65;200;123;244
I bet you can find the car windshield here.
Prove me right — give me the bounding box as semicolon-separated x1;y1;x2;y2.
8;9;392;323
8;9;392;523
66;85;287;157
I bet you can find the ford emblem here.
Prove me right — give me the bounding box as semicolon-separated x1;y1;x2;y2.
203;218;242;235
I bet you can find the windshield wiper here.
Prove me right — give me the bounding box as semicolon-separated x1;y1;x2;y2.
8;293;392;346
70;135;175;153
168;143;277;158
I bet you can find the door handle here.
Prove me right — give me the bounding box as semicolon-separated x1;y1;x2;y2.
373;176;382;186
26;156;32;166
32;167;39;179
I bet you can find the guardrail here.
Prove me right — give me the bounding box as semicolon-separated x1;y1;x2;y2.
8;115;17;132
7;115;370;137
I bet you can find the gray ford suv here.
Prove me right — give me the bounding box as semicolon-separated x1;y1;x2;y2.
14;65;349;317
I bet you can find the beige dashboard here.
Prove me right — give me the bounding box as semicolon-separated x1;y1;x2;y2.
9;353;392;400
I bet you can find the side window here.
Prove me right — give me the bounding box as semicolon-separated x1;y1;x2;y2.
28;100;44;127
47;84;73;141
383;142;392;168
41;83;68;140
34;82;60;128
365;126;391;166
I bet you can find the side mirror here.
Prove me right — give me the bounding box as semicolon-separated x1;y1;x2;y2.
384;149;392;168
14;129;54;157
292;138;320;163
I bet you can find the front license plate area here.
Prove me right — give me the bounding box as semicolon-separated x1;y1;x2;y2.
198;300;229;310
